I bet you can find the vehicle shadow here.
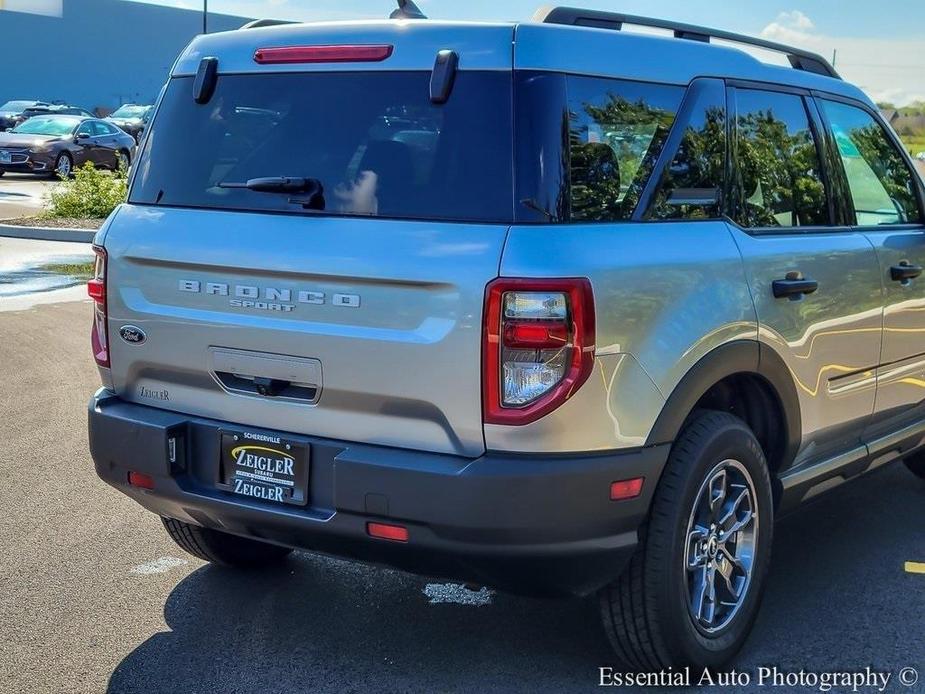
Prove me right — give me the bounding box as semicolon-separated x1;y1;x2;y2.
106;549;611;694
106;463;925;694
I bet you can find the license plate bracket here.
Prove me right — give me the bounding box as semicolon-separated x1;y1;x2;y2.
219;430;310;506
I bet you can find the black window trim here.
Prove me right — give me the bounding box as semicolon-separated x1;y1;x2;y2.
811;91;925;230
725;83;839;237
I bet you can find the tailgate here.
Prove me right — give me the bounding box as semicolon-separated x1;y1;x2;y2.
104;205;507;456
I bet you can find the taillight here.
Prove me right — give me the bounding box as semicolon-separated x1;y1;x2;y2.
88;245;109;368
483;278;595;425
253;44;394;65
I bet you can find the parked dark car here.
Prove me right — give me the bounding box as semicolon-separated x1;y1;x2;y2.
0;100;49;131
0;115;135;178
105;104;152;142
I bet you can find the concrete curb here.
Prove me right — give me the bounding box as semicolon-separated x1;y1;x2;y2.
0;223;95;243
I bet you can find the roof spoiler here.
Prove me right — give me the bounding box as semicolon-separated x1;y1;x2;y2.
533;5;841;79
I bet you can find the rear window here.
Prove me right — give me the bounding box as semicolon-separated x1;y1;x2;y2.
130;72;513;223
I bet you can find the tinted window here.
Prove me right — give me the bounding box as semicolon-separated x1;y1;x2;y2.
75;121;93;136
567;76;683;222
131;72;513;223
91;121;110;136
734;90;829;229
646;82;727;220
820;100;923;226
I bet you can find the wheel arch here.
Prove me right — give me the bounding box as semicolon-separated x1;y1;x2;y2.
645;340;801;473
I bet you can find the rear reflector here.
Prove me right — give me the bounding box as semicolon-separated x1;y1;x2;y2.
254;44;394;65
367;522;409;542
128;471;155;490
610;478;644;501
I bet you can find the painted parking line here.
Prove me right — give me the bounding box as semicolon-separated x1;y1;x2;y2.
904;562;925;575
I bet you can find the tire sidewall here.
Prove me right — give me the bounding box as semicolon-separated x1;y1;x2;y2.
648;415;774;668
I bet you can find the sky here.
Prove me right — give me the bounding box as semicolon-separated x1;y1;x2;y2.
123;0;925;105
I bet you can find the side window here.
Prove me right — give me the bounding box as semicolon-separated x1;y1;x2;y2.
567;76;684;222
91;121;109;136
819;100;923;226
734;90;829;229
645;83;727;220
75;122;93;137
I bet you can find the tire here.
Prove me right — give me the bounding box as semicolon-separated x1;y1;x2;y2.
0;170;5;178
161;516;292;567
599;410;774;670
53;152;73;178
903;450;925;479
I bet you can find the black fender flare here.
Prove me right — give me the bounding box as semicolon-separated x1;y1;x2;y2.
645;340;801;468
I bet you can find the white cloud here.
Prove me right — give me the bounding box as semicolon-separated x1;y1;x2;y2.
759;12;925;106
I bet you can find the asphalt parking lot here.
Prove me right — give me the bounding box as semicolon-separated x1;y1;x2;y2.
0;172;57;220
0;240;924;694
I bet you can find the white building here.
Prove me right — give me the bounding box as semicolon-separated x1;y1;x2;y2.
1;0;252;111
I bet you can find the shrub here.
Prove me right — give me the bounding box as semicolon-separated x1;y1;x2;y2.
45;162;128;219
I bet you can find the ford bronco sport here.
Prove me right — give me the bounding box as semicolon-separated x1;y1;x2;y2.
87;3;925;669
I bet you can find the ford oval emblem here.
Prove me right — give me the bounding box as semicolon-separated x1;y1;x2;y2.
119;325;147;345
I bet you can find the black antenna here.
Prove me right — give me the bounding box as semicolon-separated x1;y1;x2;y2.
391;0;427;19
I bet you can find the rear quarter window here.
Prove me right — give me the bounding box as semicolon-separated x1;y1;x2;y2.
566;76;684;222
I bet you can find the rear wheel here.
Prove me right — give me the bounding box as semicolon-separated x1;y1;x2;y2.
903;450;925;479
161;516;292;567
599;411;774;670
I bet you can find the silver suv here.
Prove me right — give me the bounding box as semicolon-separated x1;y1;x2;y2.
87;5;925;670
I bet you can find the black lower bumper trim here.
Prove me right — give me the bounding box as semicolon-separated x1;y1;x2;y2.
88;391;669;596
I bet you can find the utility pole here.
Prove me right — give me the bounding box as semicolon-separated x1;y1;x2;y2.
203;0;208;34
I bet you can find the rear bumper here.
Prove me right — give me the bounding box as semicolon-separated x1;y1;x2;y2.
88;390;669;596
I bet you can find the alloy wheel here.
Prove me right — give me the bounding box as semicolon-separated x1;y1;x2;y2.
684;458;759;634
56;156;71;177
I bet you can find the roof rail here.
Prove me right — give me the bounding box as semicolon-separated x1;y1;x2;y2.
533;6;841;79
240;19;299;30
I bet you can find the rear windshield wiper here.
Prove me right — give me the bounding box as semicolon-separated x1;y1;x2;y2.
219;176;321;193
219;176;325;209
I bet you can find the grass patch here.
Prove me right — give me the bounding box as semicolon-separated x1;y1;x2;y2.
37;262;95;280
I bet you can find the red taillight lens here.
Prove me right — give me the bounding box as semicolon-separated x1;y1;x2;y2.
483;278;595;426
254;44;394;65
88;245;109;368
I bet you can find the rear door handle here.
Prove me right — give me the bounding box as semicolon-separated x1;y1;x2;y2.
890;262;923;282
772;277;818;298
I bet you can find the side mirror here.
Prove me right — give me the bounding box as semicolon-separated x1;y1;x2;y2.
76;132;90;140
